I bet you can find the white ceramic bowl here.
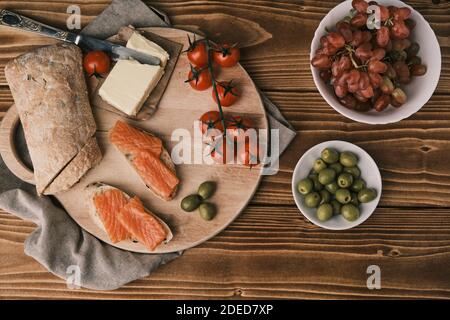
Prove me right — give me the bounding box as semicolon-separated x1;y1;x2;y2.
292;141;382;230
310;0;441;124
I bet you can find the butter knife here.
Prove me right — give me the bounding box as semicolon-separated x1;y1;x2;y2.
0;9;161;66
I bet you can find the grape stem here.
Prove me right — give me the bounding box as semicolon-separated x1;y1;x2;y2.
343;44;367;71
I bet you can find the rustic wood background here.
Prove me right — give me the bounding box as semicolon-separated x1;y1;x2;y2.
1;0;450;299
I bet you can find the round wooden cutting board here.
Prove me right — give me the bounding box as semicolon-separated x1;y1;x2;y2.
0;27;268;253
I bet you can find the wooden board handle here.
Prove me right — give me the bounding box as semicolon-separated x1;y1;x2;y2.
0;105;35;184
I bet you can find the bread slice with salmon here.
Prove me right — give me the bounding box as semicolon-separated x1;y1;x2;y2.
85;182;172;251
109;120;179;201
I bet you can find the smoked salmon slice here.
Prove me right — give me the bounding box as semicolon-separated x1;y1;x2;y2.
117;197;168;251
133;152;180;200
109;120;163;156
109;120;179;201
93;188;131;243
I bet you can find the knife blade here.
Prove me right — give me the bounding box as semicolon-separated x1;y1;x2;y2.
0;9;161;66
74;34;161;66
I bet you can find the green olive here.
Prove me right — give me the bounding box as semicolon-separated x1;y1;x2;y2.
318;168;336;185
350;192;359;206
317;203;333;221
321;148;339;164
199;203;217;221
197;181;217;200
341;204;360;221
319;189;331;204
325;182;339;194
297;178;313;195
313;159;327;173
329;162;343;175
337;173;354;189
340;151;358;167
358;188;378;203
331;200;342;215
343;166;361;178
350;179;366;193
304;192;321;208
181;194;202;212
309;174;323;191
335;188;352;204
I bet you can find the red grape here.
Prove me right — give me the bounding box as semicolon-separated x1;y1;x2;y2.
339;95;357;109
359;85;374;98
336;21;353;42
405;19;416;31
355;43;372;61
368;60;387;73
350;31;364;47
385;63;396;79
411;64;427;76
351;13;368;28
394;7;411;20
347;69;361;84
362;31;372;44
352;0;369;13
371;48;386;61
311;54;332;69
391;20;410;39
320;69;332;82
334;84;348;98
376;27;390;48
359;72;370;90
379;5;390;22
327;32;346;49
368;72;383;88
374;95;391;112
393;61;409;78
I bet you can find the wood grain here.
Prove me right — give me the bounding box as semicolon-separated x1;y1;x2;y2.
2;206;450;299
0;0;450;299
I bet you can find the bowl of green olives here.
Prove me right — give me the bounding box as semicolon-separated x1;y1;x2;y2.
292;140;382;230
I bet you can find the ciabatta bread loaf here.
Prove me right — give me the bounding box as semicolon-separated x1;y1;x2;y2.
5;44;102;195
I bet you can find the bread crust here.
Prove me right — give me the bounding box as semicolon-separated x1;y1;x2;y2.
5;44;101;194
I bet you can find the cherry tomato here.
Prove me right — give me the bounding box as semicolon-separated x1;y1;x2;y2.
227;116;254;141
83;51;110;76
199;111;224;139
210;136;235;164
236;139;263;167
186;36;208;67
186;65;212;91
212;81;239;107
213;44;240;68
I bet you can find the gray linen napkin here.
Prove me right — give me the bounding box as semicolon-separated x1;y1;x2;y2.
0;189;179;290
0;0;296;290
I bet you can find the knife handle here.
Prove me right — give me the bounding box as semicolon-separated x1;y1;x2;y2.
0;9;76;43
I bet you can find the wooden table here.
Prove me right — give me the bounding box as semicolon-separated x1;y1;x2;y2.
1;0;449;299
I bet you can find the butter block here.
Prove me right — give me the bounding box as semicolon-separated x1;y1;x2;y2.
126;32;170;67
99;59;164;116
